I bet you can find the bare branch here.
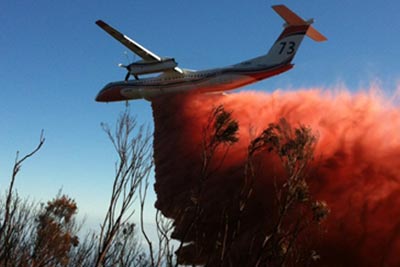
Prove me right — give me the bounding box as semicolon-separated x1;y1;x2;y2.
95;108;153;267
0;131;45;243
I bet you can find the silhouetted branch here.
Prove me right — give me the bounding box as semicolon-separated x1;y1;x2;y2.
95;108;152;267
0;131;44;239
0;131;44;267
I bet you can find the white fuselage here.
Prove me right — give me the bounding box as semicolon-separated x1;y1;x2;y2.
95;61;293;102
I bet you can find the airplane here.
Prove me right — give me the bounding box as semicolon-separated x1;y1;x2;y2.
95;5;326;102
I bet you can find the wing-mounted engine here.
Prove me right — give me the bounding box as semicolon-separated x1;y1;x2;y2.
96;20;183;81
119;57;178;80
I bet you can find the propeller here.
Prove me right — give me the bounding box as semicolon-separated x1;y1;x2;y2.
118;51;139;81
117;63;130;81
118;63;131;81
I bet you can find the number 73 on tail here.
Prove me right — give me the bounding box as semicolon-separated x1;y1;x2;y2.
95;5;326;102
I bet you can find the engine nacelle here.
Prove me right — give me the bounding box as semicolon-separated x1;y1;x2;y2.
127;58;178;75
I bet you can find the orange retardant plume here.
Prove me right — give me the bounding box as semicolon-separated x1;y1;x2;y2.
151;88;400;266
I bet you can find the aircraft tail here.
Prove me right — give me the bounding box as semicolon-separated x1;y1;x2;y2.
262;5;326;66
272;5;327;42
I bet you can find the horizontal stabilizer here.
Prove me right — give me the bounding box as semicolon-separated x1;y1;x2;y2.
272;5;305;25
306;26;327;42
272;5;327;42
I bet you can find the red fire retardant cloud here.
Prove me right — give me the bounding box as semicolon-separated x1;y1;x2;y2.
151;88;400;266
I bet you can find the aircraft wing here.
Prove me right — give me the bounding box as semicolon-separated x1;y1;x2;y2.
96;20;183;74
96;20;162;61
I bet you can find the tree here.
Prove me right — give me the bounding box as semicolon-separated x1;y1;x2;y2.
0;113;155;267
101;108;178;267
0;134;88;267
247;118;329;266
0;106;329;267
95;108;153;267
0;132;44;267
168;107;329;267
32;194;79;267
171;105;240;265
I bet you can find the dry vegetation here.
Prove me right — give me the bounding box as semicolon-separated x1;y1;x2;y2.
0;106;328;267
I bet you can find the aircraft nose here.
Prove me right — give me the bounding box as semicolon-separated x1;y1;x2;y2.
95;91;108;102
95;92;106;102
95;86;125;102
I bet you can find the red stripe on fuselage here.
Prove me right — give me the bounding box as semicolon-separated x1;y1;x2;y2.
246;64;293;80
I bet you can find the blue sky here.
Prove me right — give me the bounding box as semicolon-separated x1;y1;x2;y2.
1;0;400;225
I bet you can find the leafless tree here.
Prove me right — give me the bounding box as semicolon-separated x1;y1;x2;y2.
95;108;153;267
67;232;97;267
0;132;44;267
0;196;37;267
138;166;176;267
